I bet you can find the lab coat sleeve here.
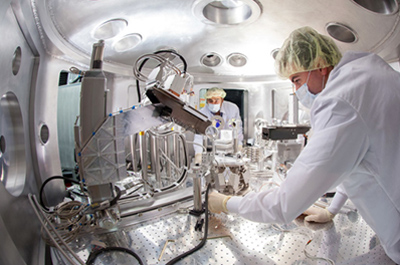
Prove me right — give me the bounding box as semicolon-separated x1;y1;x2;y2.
227;97;369;224
327;185;348;215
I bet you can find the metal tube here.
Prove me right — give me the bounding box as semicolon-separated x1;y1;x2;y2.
270;88;276;121
288;93;299;124
139;131;148;185
148;134;155;174
28;195;85;265
166;135;172;179
154;136;161;188
129;134;138;172
233;125;238;153
173;134;180;169
90;40;105;69
192;166;203;212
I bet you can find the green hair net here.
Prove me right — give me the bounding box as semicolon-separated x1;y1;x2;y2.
206;87;226;99
275;26;342;79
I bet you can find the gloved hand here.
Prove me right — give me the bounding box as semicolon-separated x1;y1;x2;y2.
208;191;231;214
194;153;202;165
303;206;335;223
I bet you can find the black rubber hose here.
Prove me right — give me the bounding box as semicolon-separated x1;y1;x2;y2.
136;50;188;102
85;246;144;265
39;176;81;211
165;183;212;265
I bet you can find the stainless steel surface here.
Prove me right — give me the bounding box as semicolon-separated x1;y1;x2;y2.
78;105;165;187
79;67;108;147
35;0;400;76
2;0;400;264
353;0;399;14
52;200;396;265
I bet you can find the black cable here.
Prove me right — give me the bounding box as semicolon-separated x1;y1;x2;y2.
165;183;212;265
135;50;188;103
109;186;122;206
85;246;144;265
154;50;187;73
39;176;81;211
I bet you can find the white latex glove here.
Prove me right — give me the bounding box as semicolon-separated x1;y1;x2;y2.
194;153;202;165
303;206;335;223
208;191;231;214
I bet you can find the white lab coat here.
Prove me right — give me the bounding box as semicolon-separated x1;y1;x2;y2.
193;101;243;154
227;52;400;263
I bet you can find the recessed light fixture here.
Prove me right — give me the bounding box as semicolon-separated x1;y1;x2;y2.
194;0;261;26
227;53;247;67
92;19;128;40
326;23;358;43
352;0;398;14
201;52;223;67
113;33;142;52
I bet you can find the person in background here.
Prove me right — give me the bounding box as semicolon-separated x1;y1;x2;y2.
193;87;243;164
208;26;400;263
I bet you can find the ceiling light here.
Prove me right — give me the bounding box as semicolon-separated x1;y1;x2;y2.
113;34;142;52
352;0;398;14
227;53;247;67
194;0;261;26
326;23;358;43
201;52;223;67
92;19;128;40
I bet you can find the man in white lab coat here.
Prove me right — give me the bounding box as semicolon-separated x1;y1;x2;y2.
193;87;243;163
208;26;400;263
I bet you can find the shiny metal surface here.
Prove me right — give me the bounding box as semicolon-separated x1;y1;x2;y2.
31;0;400;77
52;200;395;265
1;0;400;264
353;0;399;14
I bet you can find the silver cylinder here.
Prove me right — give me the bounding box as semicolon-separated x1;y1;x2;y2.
288;93;299;124
139;132;148;185
192;169;203;212
129;134;138;172
90;40;105;69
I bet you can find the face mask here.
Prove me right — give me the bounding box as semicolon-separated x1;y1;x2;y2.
296;83;317;109
207;103;220;113
295;71;325;109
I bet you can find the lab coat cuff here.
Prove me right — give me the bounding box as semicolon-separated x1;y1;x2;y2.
226;196;243;214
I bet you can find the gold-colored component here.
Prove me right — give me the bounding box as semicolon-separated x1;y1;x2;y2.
158;239;175;261
200;235;232;240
